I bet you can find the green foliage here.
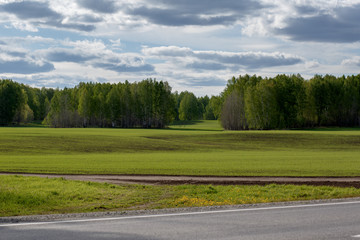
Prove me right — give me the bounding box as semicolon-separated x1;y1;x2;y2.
174;92;215;121
0;79;54;126
221;74;360;130
245;79;278;129
273;74;306;128
221;75;262;130
207;96;222;120
0;79;175;128
44;79;175;128
0;79;26;125
179;91;200;121
2;175;360;216
3;73;360;129
43;88;82;127
197;95;209;119
22;85;39;119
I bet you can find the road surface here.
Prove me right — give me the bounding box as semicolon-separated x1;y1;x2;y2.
1;200;360;240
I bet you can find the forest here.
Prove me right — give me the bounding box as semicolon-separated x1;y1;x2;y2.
0;78;219;128
221;74;360;130
1;74;360;129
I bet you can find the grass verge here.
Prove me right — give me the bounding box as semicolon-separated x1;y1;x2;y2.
1;175;360;217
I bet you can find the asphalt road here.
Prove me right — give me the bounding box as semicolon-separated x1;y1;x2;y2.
1;201;360;240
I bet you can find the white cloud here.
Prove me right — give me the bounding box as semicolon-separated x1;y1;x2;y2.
143;46;192;57
41;39;154;73
342;56;360;66
143;46;303;70
11;21;38;32
110;38;121;50
305;60;320;68
1;0;360;96
0;43;54;74
62;39;107;52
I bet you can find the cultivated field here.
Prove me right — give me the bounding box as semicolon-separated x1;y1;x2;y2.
1;121;360;176
2;121;360;217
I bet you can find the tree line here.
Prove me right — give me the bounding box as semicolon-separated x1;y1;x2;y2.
0;78;217;128
44;79;177;128
2;74;360;129
173;91;222;122
221;74;360;130
0;79;54;126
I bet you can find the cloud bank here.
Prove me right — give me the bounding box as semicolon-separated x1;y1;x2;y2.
143;46;303;70
0;0;359;96
275;4;360;43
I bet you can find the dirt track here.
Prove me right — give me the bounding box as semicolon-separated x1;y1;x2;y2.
2;173;360;188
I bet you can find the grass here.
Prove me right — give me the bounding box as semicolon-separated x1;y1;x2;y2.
1;175;360;217
1;120;360;176
169;120;224;131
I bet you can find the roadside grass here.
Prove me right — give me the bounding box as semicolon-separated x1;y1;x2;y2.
1;175;360;217
1;120;360;176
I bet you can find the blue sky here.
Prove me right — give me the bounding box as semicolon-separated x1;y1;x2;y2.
0;0;360;96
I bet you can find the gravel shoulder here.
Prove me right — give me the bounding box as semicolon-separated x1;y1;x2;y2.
1;172;360;188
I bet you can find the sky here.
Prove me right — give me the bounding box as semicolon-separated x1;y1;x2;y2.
0;0;360;96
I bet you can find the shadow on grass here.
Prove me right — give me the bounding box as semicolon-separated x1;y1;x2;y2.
166;127;222;132
302;127;360;132
170;120;205;126
0;121;48;128
168;120;223;132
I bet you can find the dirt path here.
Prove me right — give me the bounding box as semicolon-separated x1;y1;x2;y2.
2;173;360;188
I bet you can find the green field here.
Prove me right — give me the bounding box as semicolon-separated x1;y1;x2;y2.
0;121;360;176
1;121;360;176
2;175;360;217
2;121;360;217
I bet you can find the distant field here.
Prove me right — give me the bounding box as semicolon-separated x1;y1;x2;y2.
1;120;360;176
